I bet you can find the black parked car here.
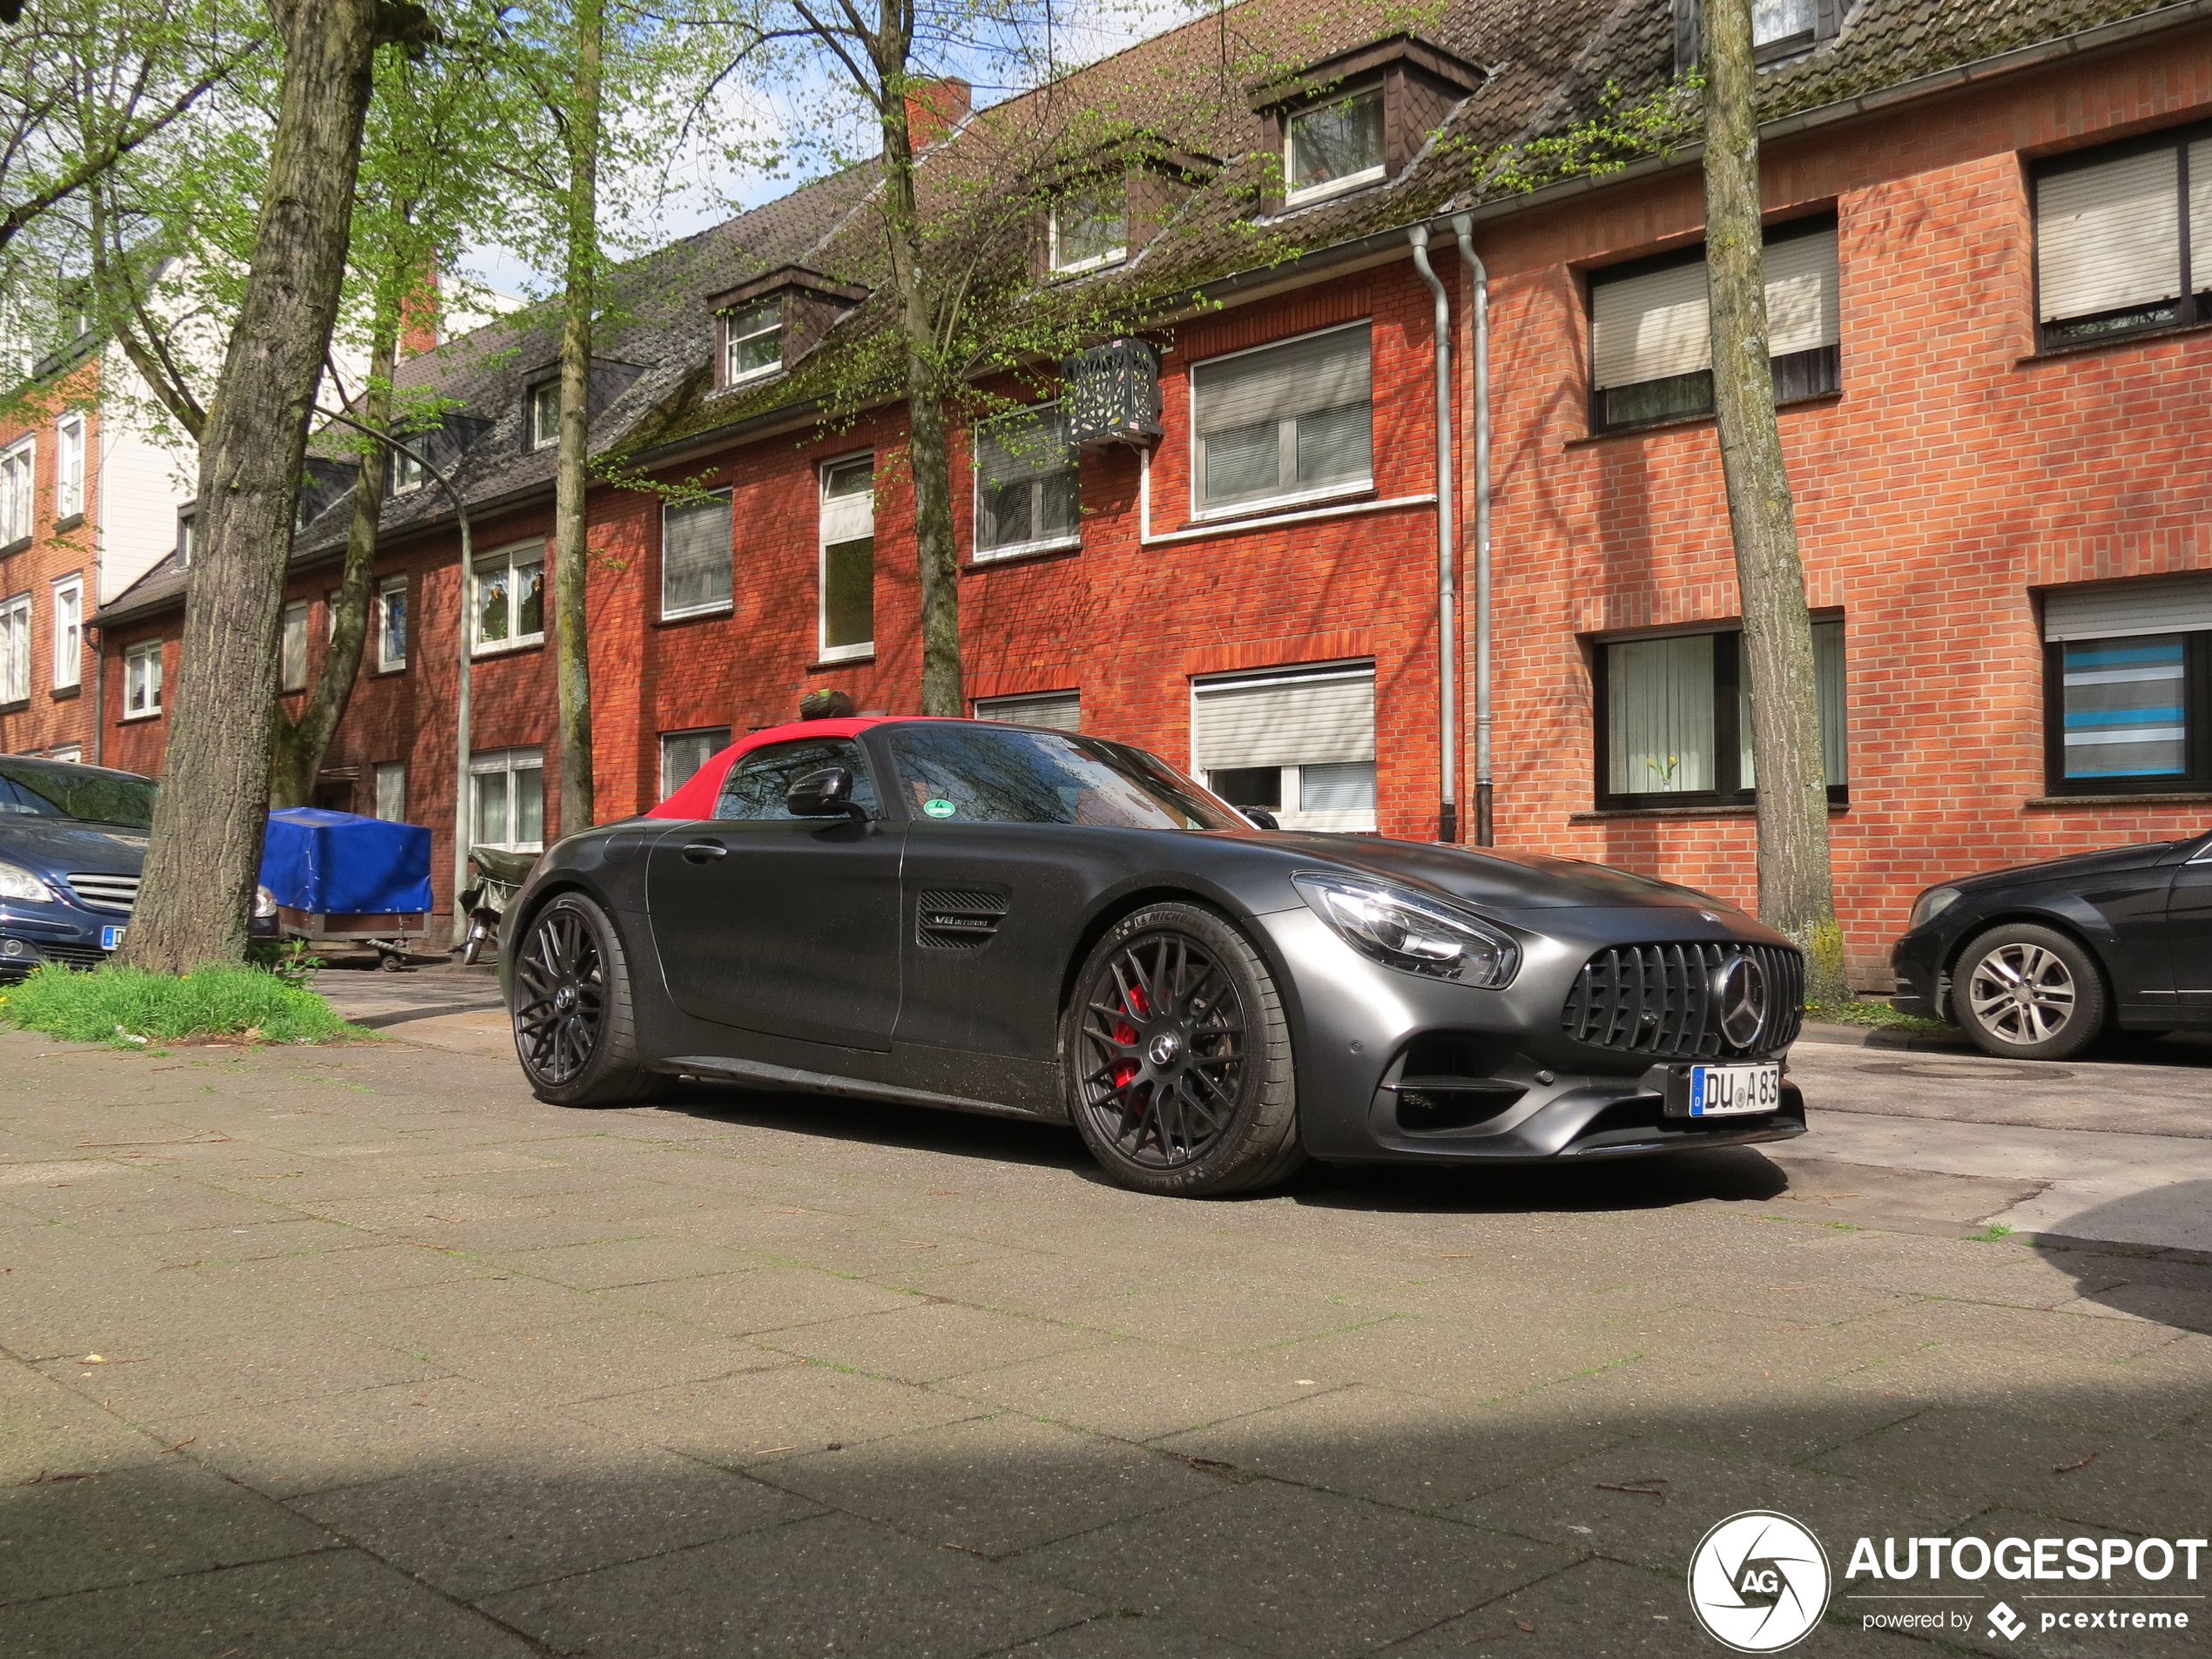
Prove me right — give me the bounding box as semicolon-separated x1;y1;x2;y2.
0;756;158;977
1892;827;2212;1058
499;717;1806;1197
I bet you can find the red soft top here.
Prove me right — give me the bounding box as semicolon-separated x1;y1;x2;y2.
645;715;946;819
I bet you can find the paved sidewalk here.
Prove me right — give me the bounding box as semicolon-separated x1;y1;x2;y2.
1;1027;2207;1657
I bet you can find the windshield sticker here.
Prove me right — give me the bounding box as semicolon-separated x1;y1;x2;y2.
922;798;957;819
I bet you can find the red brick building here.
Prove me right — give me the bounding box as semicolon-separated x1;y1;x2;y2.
79;0;2212;982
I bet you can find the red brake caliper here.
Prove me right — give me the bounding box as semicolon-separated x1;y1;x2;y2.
1109;982;1150;1103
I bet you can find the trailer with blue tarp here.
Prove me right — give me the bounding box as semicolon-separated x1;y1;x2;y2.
259;808;435;968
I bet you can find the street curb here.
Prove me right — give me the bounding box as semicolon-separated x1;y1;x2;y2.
1797;1019;1978;1053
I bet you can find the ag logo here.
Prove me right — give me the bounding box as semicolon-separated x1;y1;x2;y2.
1687;1511;1831;1653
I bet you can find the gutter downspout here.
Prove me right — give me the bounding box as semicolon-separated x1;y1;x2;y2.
1453;212;1494;846
1407;225;1456;845
92;628;105;768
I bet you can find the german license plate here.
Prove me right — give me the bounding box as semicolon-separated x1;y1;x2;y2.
99;925;125;951
1680;1062;1781;1117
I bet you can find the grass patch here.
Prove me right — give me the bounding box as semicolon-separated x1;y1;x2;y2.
1966;1222;2016;1243
0;961;372;1047
1804;997;1960;1039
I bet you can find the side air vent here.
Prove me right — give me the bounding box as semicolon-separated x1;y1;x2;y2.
914;888;1008;951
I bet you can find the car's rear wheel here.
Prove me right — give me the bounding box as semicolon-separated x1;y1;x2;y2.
1062;902;1303;1197
512;893;657;1107
1954;922;2107;1061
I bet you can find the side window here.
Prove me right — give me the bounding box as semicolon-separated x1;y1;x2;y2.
714;738;880;820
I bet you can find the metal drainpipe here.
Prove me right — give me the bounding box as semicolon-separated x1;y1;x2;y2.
1452;212;1494;846
91;628;105;767
1407;225;1456;845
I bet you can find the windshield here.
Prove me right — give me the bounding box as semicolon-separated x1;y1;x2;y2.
0;759;158;828
881;724;1251;831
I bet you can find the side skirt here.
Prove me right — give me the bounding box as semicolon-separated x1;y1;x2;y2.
659;1053;1057;1123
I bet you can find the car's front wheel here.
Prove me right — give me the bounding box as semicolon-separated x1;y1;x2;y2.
1062;902;1303;1197
511;893;657;1107
1954;922;2107;1061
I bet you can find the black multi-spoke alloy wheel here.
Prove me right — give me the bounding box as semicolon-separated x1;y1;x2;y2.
511;893;656;1106
1063;901;1302;1197
1954;921;2108;1062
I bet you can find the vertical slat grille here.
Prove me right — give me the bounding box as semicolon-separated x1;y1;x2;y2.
1561;942;1803;1059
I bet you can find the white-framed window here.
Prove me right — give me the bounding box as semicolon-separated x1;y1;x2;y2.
0;437;33;544
51;574;81;691
123;638;162;718
373;760;407;822
1589;221;1840;431
54;414;84;520
723;303;781;386
974;404;1079;557
1753;0;1817;51
1190;320;1372;516
377;575;408;671
177;509;196;568
1049;179;1128;274
529;381;560;450
472;541;544;654
1192;661;1376;832
469;746;544;852
660;726;732;798
1285;84;1384;204
975;690;1080;731
280;599;309;692
662;489;733;618
390;443;425;495
0;591;29;705
819;455;873;661
48;743;81;765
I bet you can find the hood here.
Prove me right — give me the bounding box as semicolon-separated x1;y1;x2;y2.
1946;836;2197;893
1272;834;1741;914
0;817;149;876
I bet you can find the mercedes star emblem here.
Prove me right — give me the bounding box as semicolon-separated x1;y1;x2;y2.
1714;954;1770;1049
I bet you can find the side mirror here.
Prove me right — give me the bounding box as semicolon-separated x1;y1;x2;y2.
786;765;867;819
1241;806;1280;831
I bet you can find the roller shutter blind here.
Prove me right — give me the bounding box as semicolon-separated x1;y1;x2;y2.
1190;664;1374;771
976;406;1073;484
1193;326;1371;433
662;491;732;617
1590;227;1838;388
2036;149;2182;322
975;690;1080;730
2043;574;2212;641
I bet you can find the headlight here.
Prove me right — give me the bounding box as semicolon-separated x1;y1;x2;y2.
1292;873;1521;988
1908;886;1961;931
0;860;51;903
253;884;279;919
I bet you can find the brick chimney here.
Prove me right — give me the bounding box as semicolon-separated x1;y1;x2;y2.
901;77;970;152
399;257;441;356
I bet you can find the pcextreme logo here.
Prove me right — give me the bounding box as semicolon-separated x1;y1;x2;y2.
1687;1511;1832;1652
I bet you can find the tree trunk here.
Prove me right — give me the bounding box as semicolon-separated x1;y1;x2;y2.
876;55;961;717
552;0;602;836
119;0;381;974
1702;0;1846;1005
269;320;396;808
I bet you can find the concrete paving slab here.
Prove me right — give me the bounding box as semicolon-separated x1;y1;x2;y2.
415;1312;786;1404
936;1338;1335;1443
566;1359;983;1466
765;1412;1224;1556
603;1260;924;1334
479;1508;1102;1658
0;1362;170;1484
0;1547;542;1657
759;1299;1108;1383
475;1233;765;1289
990;1610;1269;1656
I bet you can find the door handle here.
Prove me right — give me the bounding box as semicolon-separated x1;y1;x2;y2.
681;840;728;863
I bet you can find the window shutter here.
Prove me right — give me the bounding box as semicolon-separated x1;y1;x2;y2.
2044;574;2212;641
662;493;732;615
976;690;1080;730
1194;327;1371;435
2188;139;2212;293
1592;260;1711;388
2036;149;2182;322
1764;227;1839;356
1192;666;1374;771
976;406;1072;487
1675;0;1702;70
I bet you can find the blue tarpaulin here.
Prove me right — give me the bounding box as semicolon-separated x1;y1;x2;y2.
260;808;434;916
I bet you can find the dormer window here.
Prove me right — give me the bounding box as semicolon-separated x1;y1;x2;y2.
1252;36;1481;215
391;447;425;495
1753;0;1816;57
723;303;782;385
529;381;559;450
1286;86;1383;203
1050;179;1128;274
1673;0;1844;71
